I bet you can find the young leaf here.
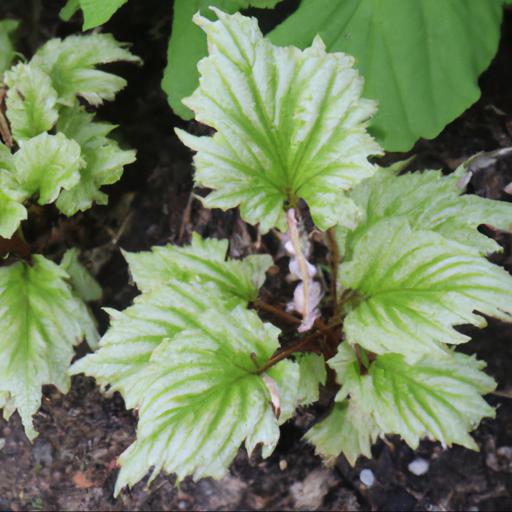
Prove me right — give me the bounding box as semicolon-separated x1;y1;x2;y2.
296;352;326;406
55;106;136;215
343;168;512;257
31;33;140;106
269;0;503;151
163;0;284;120
341;218;512;362
14;132;83;205
5;63;59;141
0;19;19;76
0;255;97;440
176;9;382;232
123;232;272;299
305;400;378;465
114;316;296;494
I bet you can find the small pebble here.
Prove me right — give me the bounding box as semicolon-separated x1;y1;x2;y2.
359;468;375;487
279;459;288;471
408;458;430;476
0;438;5;450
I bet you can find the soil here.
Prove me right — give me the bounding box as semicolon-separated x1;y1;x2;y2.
1;1;512;511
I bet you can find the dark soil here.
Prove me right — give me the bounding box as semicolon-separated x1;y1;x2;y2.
1;1;512;510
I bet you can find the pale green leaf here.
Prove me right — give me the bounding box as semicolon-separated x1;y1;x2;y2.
176;9;382;232
296;353;326;406
163;0;283;120
269;0;503;151
59;0;80;21
0;19;19;76
55;107;136;215
343;168;512;257
0;255;96;439
114;316;295;494
14;132;83;205
123;232;272;299
32;33;140;106
341;218;512;362
5;63;58;141
305;400;378;465
60;248;102;302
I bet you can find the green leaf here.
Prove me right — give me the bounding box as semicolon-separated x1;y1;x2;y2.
0;255;97;439
31;33;141;106
113;316;296;494
296;353;326;406
176;9;381;232
81;0;128;29
305;400;378;465
60;248;102;302
59;0;80;21
341;218;512;362
343;168;512;257
330;345;495;452
269;0;503;151
55;106;136;215
163;0;283;120
5;63;59;141
123;232;272;299
0;19;19;76
14;132;83;205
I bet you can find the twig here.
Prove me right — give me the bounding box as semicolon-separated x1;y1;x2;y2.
256;330;324;375
0;87;13;148
254;300;300;325
326;226;340;310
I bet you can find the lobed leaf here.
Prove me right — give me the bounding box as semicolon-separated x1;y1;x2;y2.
4;63;59;141
296;352;326;406
176;9;382;232
340;218;512;362
55;106;136;215
123;232;272;299
14;132;83;205
60;248;102;302
0;255;97;439
31;33;140;106
269;0;503;151
114;317;297;494
343;168;512;257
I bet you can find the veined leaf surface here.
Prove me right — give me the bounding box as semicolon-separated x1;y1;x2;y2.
176;9;382;232
0;256;97;439
341;218;512;361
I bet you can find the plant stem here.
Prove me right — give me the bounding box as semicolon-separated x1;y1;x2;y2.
326;226;340;310
254;300;301;325
287;208;311;326
255;330;324;375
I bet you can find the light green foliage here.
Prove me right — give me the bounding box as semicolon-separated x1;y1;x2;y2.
163;0;283;120
0;19;19;76
341;218;512;362
296;353;326;406
72;237;304;493
123;232;272;298
14;132;83;205
305;400;378;465
55;106;136;215
0;255;97;440
60;0;128;29
269;0;504;151
32;33;140;106
114;310;297;494
177;9;381;232
5;63;59;140
320;344;495;456
343;167;512;257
